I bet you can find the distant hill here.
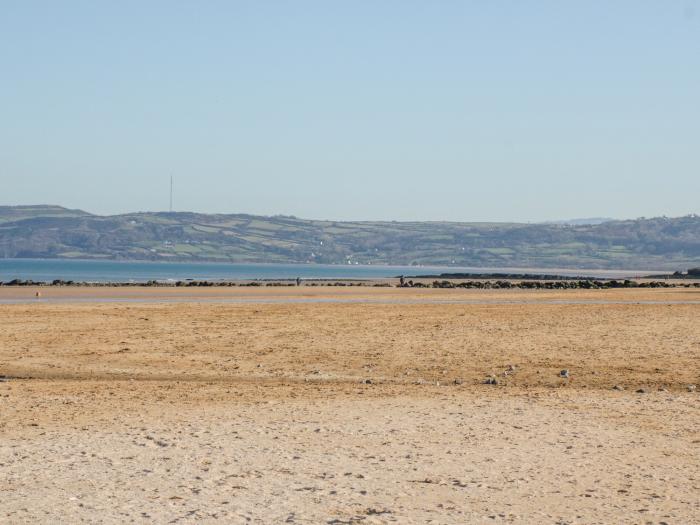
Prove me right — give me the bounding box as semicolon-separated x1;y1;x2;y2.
543;217;614;226
0;205;92;223
0;205;698;270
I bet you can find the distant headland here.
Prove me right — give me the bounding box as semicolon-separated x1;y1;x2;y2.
0;205;698;270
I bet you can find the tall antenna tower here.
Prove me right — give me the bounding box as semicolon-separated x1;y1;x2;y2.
170;176;173;212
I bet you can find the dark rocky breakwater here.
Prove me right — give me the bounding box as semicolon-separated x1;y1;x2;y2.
1;278;698;289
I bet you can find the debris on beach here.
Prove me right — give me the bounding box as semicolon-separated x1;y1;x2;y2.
503;364;518;377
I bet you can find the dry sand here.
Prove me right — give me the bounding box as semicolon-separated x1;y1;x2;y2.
1;287;698;524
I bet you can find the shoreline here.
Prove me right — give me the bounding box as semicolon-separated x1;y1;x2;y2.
2;276;699;289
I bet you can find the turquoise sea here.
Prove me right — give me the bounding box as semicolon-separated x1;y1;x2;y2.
0;259;660;283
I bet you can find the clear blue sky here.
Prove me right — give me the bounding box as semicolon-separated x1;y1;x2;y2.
1;1;698;221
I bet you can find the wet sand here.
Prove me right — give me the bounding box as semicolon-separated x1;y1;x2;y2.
1;287;698;523
1;284;699;304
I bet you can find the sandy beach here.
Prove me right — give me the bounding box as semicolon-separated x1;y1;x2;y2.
1;286;698;523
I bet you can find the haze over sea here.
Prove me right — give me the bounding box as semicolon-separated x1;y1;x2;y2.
0;259;664;283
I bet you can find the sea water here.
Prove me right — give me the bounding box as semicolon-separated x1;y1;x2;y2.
0;258;660;283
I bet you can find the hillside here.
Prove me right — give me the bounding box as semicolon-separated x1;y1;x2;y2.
0;206;698;270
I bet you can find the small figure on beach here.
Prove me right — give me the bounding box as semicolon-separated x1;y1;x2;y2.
399;275;405;287
35;291;41;298
296;277;301;286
